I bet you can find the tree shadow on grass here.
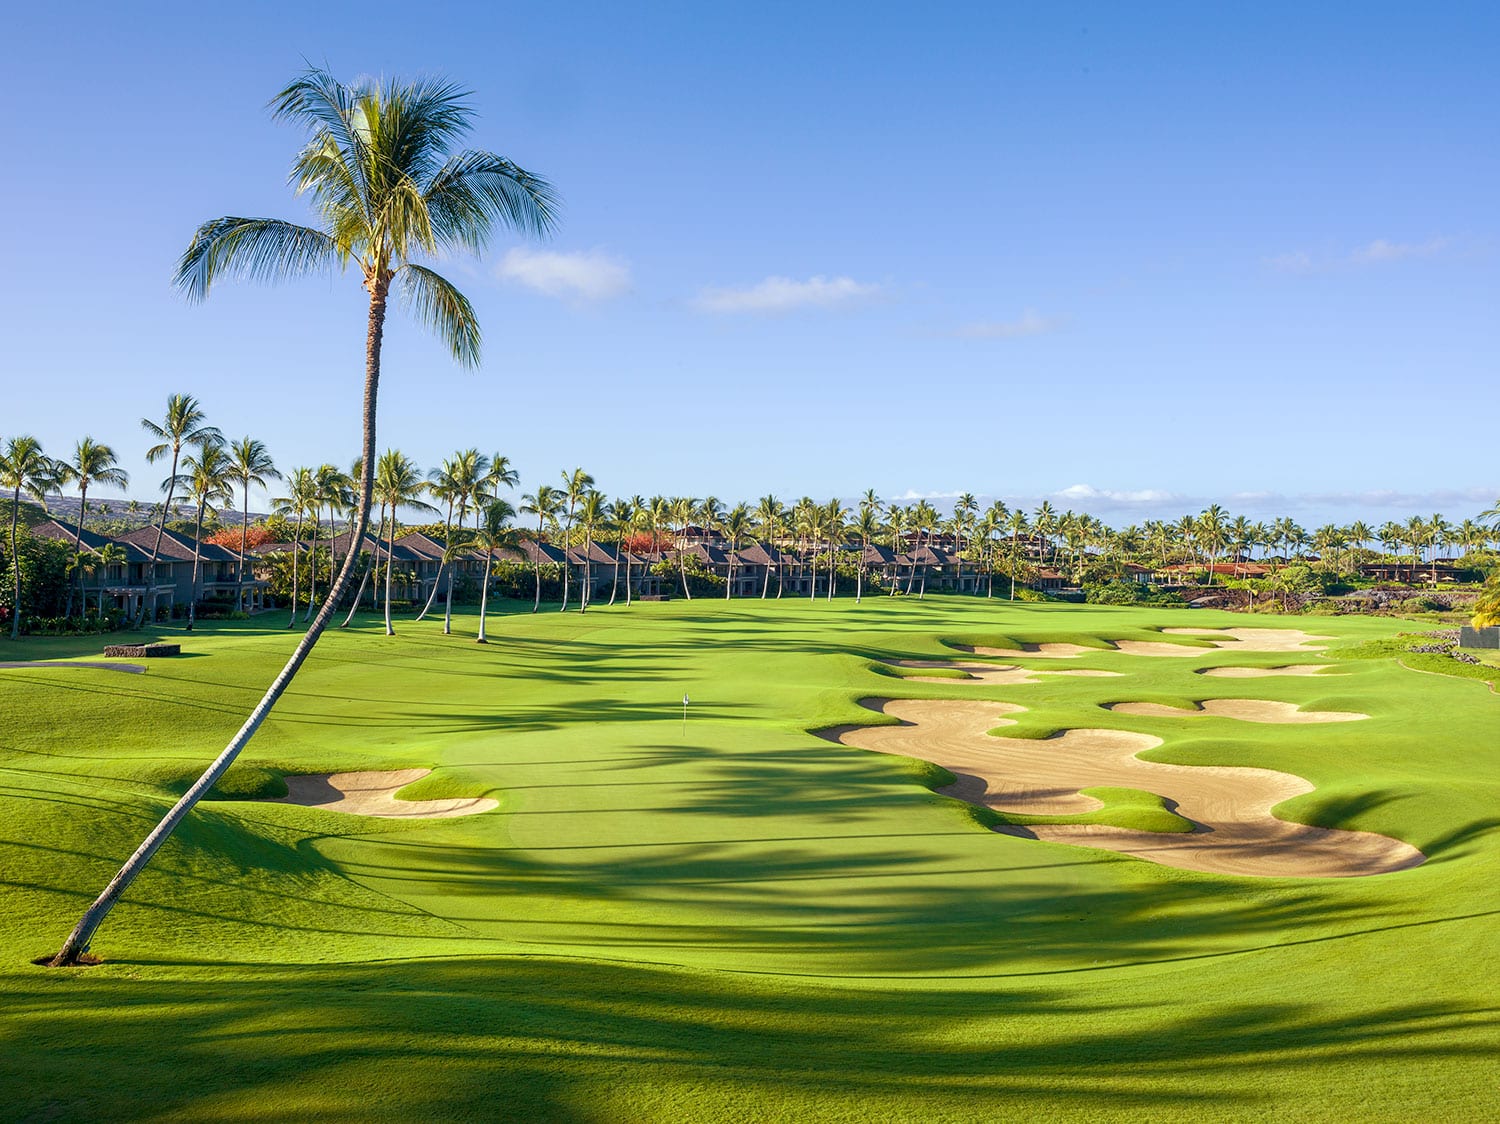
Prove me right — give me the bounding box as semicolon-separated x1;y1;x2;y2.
4;954;1495;1121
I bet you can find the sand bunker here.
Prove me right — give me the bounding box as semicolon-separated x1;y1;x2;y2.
964;643;1098;660
1201;665;1336;678
0;660;145;674
1108;699;1368;724
1161;627;1333;651
826;699;1421;878
269;768;497;818
892;659;1121;686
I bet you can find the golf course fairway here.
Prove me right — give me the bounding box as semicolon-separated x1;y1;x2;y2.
2;598;1496;1120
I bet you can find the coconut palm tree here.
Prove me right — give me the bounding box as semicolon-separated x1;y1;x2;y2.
851;507;880;603
274;467;317;627
823;498;848;601
421;449;486;624
55;437;130;618
577;490;607;612
755;495;785;598
668;496;697;600
608;496;639;606
90;542;127;621
227;437;279;612
2;436;56;639
558;468;594;611
473;498;517;643
375;451;433;635
173;438;235;631
1005;508;1030;600
48;69;556;967
721;502;753;599
519;486;560;612
139;395;221;625
1197;503;1227;585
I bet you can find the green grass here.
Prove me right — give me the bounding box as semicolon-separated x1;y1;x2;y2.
1;597;1497;1121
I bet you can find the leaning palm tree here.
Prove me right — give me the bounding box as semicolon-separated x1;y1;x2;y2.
519;485;561;612
473;498;517;643
669;496;697;600
139;395;221;625
56;437;130;618
48;68;555;967
823;498;849;601
2;436;55;639
229;437;280;612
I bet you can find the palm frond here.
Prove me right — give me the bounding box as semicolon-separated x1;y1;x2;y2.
175;218;338;300
399;264;481;367
425;151;559;251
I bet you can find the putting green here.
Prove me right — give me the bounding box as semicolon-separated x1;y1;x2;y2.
1;598;1495;1120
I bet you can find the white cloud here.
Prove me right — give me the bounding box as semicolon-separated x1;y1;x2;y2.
497;247;632;301
693;275;882;313
1052;483;1179;506
1265;237;1450;273
956;309;1060;339
1264;250;1316;274
1349;237;1449;264
891;489;966;501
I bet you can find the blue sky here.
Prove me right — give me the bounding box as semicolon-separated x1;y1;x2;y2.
5;2;1497;525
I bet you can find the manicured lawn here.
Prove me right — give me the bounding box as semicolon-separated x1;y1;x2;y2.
1;598;1496;1120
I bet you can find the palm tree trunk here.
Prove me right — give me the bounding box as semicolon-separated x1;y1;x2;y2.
9;485;23;639
624;551;632;606
581;532;592;614
415;501;453;622
238;483;250;612
609;544;620;606
287;510;303;628
186;502;204;632
66;485;90;619
304;509;319;622
138;450;181;628
678;548;692;600
560;514;572;611
50;277;389;967
384;516;397;637
476;556;491;643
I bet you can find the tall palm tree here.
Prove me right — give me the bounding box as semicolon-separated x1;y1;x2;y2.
56;437;130;618
174;438;235;631
519;485;561;612
558;468;595;611
419;448;486;623
577;490;607;612
375;450;433;635
228;437;279;612
1197;503;1227;585
668;496;697;600
473;498;517;643
823;498;848;601
139;395;221;625
49;68;556;967
851;507;880;603
274;467;317;627
2;437;55;638
608;496;638;606
755;495;784;598
721;502;753;599
1005;508;1030;600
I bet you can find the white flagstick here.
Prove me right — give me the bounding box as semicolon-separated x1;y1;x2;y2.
682;693;690;738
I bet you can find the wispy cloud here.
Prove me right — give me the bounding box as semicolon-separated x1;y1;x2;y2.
1349;237;1449;264
693;275;882;314
955;309;1061;339
1051;483;1180;507
497;248;632;301
891;489;966;501
1265;237;1451;273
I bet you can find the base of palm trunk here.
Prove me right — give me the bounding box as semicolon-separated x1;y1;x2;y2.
36;951;102;968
